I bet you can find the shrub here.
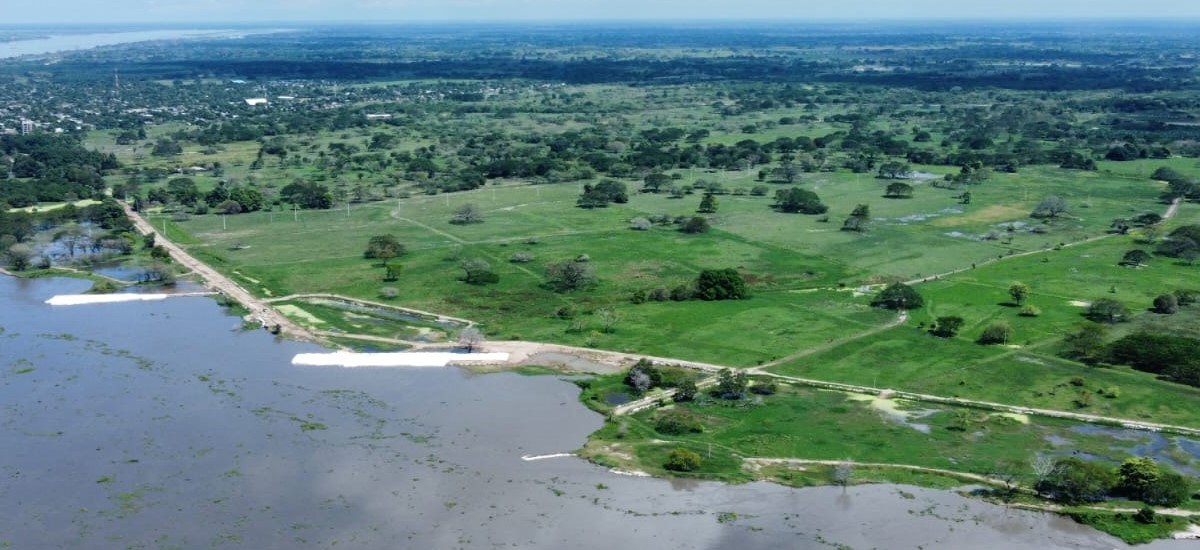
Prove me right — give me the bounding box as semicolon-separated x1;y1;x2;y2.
1153;293;1179;314
509;251;534;263
654;411;704;435
1019;305;1041;317
648;287;670;302
694;268;748;301
664;448;702;472
978;322;1013;345
669;285;693;301
379;287;399;300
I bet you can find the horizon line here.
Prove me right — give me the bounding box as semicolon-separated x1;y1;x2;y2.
4;17;1200;27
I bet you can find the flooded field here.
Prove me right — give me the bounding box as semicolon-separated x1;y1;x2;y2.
0;276;1191;549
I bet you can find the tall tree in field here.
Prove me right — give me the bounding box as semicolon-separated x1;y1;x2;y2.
364;234;405;262
1008;282;1029;305
871;282;923;310
697;193;718;213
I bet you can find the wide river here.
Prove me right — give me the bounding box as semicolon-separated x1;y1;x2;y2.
0;29;265;59
0;276;1190;549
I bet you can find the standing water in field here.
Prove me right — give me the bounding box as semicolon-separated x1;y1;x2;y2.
0;276;1191;549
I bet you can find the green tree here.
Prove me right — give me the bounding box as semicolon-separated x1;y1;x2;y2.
714;368;749;399
877;161;911;179
931;315;964;337
363;234;405;261
1008;282;1029;305
1086;298;1129;324
460;258;498;285
4;243;33;271
674;380;698;402
1119;249;1151;267
884;181;914;198
1153;293;1179;314
697;193;718;213
871;282;924;310
1036;457;1115;504
1115;458;1161;502
977;321;1013;345
772;187;827;214
654;410;704;435
450;203;484;224
1063;323;1109;363
665;448;702;472
841;204;871;232
680;216;710;234
1031;195;1068;218
545;259;597;292
694;268;748;301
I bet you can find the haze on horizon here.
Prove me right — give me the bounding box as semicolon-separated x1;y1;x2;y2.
5;0;1200;25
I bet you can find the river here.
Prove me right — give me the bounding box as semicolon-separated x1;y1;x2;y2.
0;276;1190;549
0;29;273;59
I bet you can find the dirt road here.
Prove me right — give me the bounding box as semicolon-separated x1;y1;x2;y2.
121;202;316;341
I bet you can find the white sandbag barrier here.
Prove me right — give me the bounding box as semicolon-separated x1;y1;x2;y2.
291;351;509;368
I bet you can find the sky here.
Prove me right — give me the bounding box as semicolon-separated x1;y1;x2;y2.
6;0;1200;25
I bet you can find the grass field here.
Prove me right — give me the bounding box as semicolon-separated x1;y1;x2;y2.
579;378;1200;484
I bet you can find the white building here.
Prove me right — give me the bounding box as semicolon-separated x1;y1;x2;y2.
20;119;34;135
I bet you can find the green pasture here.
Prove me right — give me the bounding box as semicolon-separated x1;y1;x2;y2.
586;380;1200;483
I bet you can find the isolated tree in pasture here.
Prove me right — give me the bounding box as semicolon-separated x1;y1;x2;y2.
1119;249;1151;267
450;203;484;224
680;216;710;234
460;257;498;285
545;259;597;292
1008;282;1029;305
1031;195;1068;219
977;321;1013;345
772;161;799;183
697;193;718;213
884;181;914;198
871;282;923;310
1085;298;1129;324
694;268;748;301
931;315;964;337
1157;225;1200;259
772;187;827;214
841;204;870;232
457;326;484;353
364;234;405;261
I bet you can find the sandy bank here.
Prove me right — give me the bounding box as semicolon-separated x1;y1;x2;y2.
292;351;509;368
45;292;213;306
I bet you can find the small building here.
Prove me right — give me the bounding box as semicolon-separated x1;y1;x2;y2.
244;98;269;107
20;119;34;135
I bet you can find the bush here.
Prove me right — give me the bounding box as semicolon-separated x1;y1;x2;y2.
379;287;399;300
694;268;749;301
664;448;702;472
654;411;704;435
871;282;924;310
1153;293;1179;314
978;321;1013;345
1019;305;1042;317
669;285;693;301
509;251;534;263
648;287;670;302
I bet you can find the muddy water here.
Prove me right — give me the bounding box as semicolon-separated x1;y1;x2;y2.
0;276;1190;549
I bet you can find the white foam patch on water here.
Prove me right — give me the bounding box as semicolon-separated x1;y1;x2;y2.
45;293;211;305
292;351;509;368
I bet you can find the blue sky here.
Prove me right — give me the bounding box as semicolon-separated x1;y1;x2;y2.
7;0;1200;24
